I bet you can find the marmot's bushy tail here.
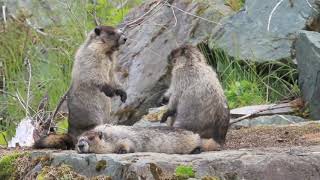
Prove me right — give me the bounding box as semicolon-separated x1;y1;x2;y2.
201;138;221;151
33;134;74;150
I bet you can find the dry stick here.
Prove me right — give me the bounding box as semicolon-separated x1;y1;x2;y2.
305;0;319;12
165;3;222;25
267;0;285;32
25;58;32;117
124;0;163;29
93;0;100;26
2;6;6;28
170;4;178;27
47;88;70;134
229;104;293;125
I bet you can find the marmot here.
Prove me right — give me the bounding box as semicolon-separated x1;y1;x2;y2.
34;26;127;149
76;125;219;154
161;45;230;146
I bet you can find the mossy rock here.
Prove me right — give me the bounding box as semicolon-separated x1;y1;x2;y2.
0;152;30;180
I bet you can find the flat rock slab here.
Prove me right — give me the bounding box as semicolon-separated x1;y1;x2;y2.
31;146;320;180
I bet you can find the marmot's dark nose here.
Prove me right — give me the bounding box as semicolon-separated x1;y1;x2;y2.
78;144;84;149
123;37;127;42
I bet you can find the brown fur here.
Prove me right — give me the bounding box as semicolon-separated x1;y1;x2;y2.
33;26;127;149
161;45;230;145
33;134;73;150
76;125;218;154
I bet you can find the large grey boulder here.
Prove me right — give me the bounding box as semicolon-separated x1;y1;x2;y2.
296;30;320;120
211;0;319;62
32;145;320;179
113;0;233;125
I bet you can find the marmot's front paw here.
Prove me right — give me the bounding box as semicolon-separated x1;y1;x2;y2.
160;113;168;123
101;84;115;97
115;89;127;103
160;109;176;123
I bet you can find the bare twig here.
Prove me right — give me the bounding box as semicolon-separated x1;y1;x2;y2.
170;5;178;27
267;0;285;32
165;3;221;25
25;19;48;36
15;91;27;112
229;104;293;125
25;58;32;117
2;6;6;27
47;88;70;134
93;0;100;26
0;89;18;99
123;0;164;29
305;0;319;12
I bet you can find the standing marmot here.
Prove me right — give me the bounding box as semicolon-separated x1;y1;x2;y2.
34;26;127;149
161;45;230;147
76;125;219;154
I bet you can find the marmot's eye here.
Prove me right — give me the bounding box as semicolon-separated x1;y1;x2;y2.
88;136;95;141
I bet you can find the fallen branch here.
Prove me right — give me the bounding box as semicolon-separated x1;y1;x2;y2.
229;104;293;125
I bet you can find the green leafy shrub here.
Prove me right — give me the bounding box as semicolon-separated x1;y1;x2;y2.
225;80;264;109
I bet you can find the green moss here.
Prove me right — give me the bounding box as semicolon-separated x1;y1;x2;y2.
0;152;27;180
175;165;195;179
96;160;107;172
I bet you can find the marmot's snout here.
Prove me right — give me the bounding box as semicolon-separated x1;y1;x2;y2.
76;138;90;153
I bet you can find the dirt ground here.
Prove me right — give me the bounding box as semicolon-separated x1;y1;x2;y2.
0;123;320;157
225;123;320;149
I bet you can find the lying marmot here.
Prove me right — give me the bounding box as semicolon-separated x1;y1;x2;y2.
76;125;219;154
161;45;230;147
34;26;127;149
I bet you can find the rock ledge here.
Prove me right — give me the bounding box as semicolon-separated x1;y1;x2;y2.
32;145;320;179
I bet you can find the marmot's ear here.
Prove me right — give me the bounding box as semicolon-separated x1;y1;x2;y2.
98;131;103;139
94;27;101;36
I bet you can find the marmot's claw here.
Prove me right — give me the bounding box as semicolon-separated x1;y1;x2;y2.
115;89;127;103
160;112;168;123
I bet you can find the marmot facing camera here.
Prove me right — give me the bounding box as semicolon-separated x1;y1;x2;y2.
161;45;230;147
